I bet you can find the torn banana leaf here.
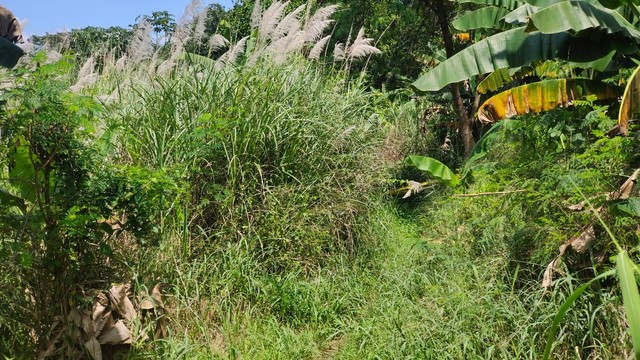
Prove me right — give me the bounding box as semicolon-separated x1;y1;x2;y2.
477;79;623;123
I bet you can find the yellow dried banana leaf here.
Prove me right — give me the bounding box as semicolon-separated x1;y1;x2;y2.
618;64;640;135
477;79;622;123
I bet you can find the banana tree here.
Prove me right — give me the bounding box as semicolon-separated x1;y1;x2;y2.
413;0;640;151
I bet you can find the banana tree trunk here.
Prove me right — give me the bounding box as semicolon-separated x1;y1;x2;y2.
431;0;475;156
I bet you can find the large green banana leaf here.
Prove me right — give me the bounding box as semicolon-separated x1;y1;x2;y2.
502;3;539;24
618;64;640;134
412;27;616;92
526;0;640;39
453;7;513;30
477;79;623;123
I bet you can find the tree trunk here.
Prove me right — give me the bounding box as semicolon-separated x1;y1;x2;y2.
431;0;475;156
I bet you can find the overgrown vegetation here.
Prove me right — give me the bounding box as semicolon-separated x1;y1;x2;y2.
1;0;640;358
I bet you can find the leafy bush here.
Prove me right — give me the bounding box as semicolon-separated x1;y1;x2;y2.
0;55;180;356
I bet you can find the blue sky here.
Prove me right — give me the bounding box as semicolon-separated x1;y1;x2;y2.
2;1;235;37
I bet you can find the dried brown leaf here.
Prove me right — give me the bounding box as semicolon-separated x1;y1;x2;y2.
68;309;82;328
542;257;560;289
567;202;584;211
84;337;102;360
108;284;136;321
616;168;640;200
140;284;165;310
37;328;62;360
97;320;132;345
92;293;111;336
570;225;595;253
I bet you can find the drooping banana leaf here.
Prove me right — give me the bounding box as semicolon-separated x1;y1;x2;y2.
453;7;513;30
477;79;623;123
526;0;640;39
618;64;640;135
412;27;617;92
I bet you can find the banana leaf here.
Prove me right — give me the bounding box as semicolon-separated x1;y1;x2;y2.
412;27;617;92
477;79;623;123
526;0;640;39
406;155;459;186
477;67;522;94
453;7;512;30
502;3;539;24
618;64;640;135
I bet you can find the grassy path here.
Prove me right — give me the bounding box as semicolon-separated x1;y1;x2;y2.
184;207;555;360
140;203;624;359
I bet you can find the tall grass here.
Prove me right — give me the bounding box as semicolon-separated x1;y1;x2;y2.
99;56;383;271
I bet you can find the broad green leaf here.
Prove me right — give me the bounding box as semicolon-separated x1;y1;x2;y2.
453;7;512;30
526;1;640;39
412;28;617;92
406;155;459;186
617;251;640;358
611;198;640;216
477;79;623;123
542;269;616;360
502;3;539;24
618;64;640;135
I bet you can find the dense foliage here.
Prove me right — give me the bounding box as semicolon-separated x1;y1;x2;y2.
1;0;640;358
